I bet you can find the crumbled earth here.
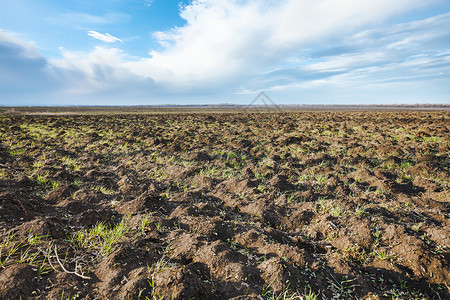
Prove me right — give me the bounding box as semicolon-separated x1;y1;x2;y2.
0;111;449;299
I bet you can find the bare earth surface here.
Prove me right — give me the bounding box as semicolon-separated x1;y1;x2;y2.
0;111;449;299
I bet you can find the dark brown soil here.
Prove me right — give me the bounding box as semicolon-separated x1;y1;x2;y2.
0;111;448;299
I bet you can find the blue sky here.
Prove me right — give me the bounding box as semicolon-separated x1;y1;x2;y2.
1;0;449;106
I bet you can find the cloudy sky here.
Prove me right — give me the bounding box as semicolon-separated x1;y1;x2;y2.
1;0;449;106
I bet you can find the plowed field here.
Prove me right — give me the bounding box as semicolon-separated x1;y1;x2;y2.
0;111;448;299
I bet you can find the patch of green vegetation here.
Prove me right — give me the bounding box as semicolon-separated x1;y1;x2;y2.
140;215;154;235
423;136;441;143
61;156;82;171
326;272;359;299
353;205;367;217
314;199;348;217
69;219;128;257
34;172;60;192
0;233;52;276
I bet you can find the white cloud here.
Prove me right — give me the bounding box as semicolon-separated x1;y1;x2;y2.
1;1;449;105
0;30;59;100
252;12;450;92
0;30;155;102
0;30;43;59
49;47;159;95
129;0;433;87
87;31;122;43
